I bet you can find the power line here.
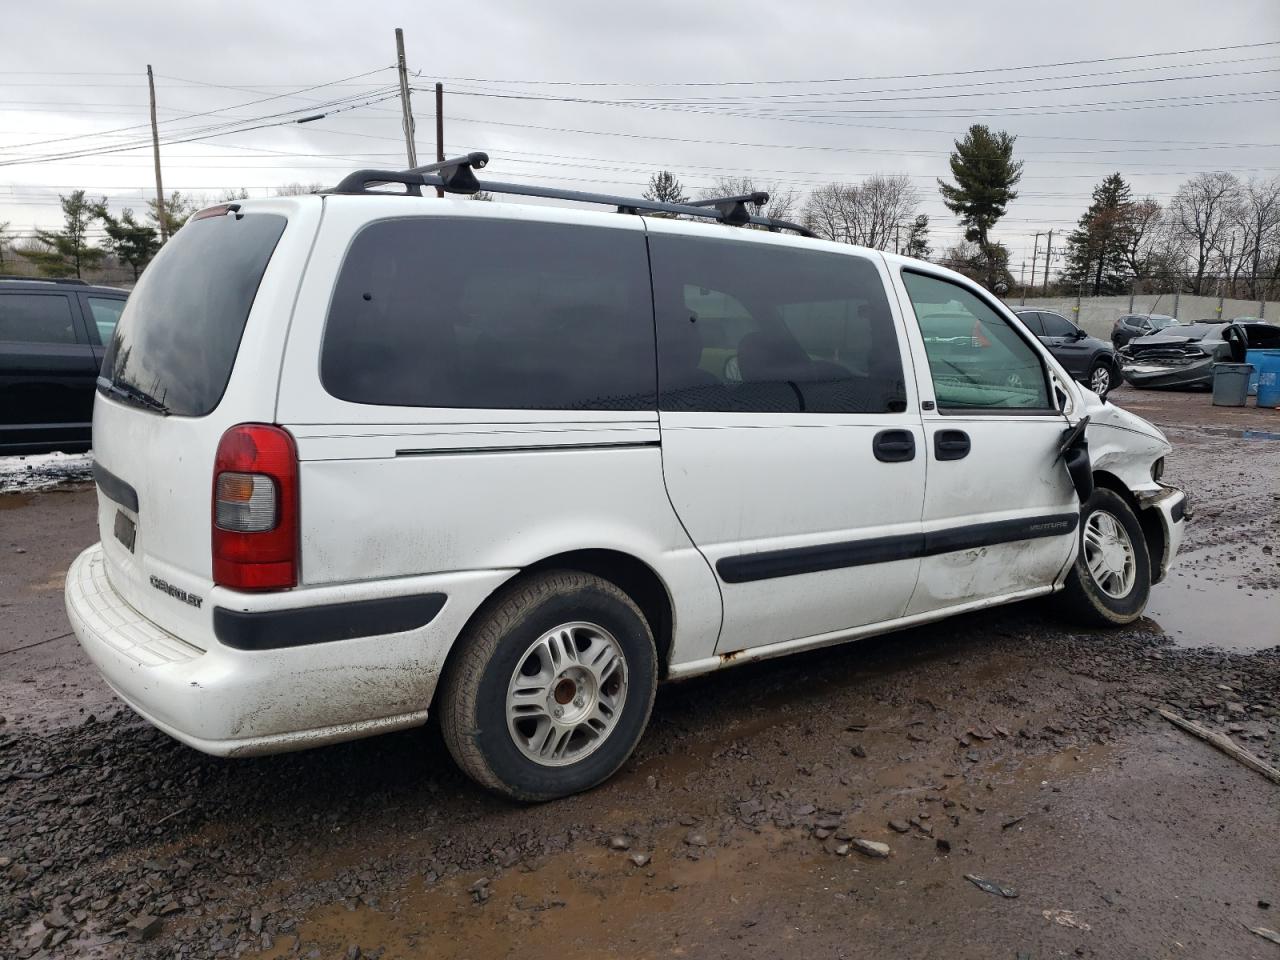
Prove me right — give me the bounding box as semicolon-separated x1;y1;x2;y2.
429;40;1280;86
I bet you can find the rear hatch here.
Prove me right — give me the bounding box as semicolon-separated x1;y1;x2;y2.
91;199;319;642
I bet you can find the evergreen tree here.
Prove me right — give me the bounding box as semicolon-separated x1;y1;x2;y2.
23;191;105;278
643;170;689;207
1063;173;1134;295
147;191;196;238
937;125;1023;289
95;205;160;281
903;214;932;260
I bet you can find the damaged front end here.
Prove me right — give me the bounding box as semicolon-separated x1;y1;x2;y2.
1117;340;1219;389
1081;396;1190;584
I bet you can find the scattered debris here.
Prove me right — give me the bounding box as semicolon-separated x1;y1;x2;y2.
1002;815;1027;830
126;914;162;942
851;839;890;859
1043;908;1092;930
1158;709;1280;785
607;835;631;851
888;819;910;833
628;853;651;868
965;874;1018;898
684;832;708;848
1245;924;1280;945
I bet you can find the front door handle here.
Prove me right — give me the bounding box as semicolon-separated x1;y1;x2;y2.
873;429;916;463
934;429;971;461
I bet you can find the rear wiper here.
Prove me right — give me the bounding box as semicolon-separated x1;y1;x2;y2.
97;376;170;415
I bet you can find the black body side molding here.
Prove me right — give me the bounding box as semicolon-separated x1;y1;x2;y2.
213;593;447;650
93;462;139;512
716;513;1079;584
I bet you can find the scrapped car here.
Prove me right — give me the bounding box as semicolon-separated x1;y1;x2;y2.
1111;313;1175;349
1118;320;1280;389
1012;308;1118;397
65;155;1188;801
0;277;128;454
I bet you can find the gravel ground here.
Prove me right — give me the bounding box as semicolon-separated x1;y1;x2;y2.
1;385;1277;960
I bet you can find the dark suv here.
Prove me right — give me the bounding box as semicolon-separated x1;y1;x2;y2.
0;277;128;454
1111;313;1176;349
1012;308;1118;397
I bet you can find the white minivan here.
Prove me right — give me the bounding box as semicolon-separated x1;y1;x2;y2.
66;162;1187;800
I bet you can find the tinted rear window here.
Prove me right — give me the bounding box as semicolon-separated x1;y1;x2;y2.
101;212;286;416
320;218;656;410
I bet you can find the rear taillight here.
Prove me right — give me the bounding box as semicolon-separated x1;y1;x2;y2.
212;424;298;590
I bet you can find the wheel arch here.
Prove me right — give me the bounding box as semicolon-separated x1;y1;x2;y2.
432;549;676;712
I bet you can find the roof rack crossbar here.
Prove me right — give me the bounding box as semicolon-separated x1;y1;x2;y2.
325;166;814;238
685;191;769;226
330;152;489;197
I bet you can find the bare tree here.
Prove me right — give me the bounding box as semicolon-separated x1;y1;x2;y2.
800;174;919;250
274;182;326;197
1166;172;1243;294
700;177;799;225
1236;176;1280;300
1120;197;1163;283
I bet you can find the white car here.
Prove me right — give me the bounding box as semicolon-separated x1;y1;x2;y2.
65;158;1187;801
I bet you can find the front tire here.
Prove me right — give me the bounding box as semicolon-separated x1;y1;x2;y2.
1056;488;1151;626
439;570;658;802
1087;360;1115;398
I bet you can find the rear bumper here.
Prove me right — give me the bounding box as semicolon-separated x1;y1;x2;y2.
65;544;510;756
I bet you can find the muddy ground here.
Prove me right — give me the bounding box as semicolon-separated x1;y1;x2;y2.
1;385;1277;960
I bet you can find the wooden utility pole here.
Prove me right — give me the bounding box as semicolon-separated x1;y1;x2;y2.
395;28;418;168
146;65;167;241
1026;232;1041;303
434;82;444;198
1042;229;1053;295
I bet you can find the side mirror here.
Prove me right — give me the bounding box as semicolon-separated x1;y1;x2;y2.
1073;328;1088;340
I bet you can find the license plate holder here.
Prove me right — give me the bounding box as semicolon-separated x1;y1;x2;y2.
114;509;136;553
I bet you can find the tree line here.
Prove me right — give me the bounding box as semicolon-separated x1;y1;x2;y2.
5;131;1278;303
0;182;324;282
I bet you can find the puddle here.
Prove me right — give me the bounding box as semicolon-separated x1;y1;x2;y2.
1143;574;1278;652
1190;426;1280;441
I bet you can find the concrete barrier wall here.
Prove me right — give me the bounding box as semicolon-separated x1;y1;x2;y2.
1008;295;1274;340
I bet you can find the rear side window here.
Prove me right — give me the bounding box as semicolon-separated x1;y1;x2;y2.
648;234;906;414
0;294;78;344
321;218;655;410
84;296;126;345
102;212;286;416
902;271;1050;411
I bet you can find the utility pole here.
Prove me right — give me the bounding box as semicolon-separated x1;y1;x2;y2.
146;65;167;242
434;82;445;199
1027;232;1041;302
1042;229;1053;295
394;28;418;168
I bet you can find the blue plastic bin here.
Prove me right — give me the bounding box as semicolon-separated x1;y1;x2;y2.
1256;350;1280;408
1245;349;1280;396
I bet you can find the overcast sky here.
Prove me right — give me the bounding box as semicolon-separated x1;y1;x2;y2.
3;0;1279;279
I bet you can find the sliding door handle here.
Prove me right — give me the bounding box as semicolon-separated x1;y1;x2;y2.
873;429;916;463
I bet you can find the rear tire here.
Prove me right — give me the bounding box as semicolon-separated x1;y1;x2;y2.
1056;487;1151;627
439;570;657;802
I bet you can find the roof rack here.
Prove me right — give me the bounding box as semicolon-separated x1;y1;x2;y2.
0;275;89;285
328;152;814;238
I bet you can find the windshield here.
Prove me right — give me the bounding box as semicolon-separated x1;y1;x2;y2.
100;212;286;417
1148;316;1175;331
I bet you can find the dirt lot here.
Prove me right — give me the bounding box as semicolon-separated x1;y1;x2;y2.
2;385;1277;960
